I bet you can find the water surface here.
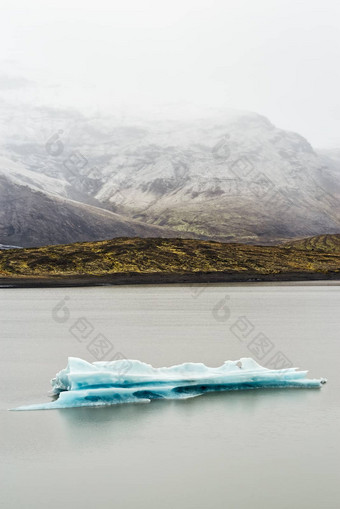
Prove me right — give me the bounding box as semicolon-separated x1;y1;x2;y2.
1;284;339;508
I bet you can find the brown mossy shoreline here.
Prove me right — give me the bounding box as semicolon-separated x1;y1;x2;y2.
1;236;340;287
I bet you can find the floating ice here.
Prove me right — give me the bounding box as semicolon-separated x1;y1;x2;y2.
13;357;326;410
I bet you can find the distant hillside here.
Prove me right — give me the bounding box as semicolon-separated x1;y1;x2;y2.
285;234;340;253
1;237;340;283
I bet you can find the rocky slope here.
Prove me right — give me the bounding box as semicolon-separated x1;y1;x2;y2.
0;157;186;247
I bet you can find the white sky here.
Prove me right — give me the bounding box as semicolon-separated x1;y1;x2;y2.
0;0;340;147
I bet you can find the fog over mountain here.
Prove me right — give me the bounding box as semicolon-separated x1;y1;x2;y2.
0;103;339;247
1;1;340;247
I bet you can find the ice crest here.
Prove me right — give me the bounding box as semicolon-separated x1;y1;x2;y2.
13;357;326;411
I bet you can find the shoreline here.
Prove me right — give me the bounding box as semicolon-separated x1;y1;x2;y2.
1;271;340;288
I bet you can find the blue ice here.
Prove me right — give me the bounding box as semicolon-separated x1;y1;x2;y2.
13;357;326;410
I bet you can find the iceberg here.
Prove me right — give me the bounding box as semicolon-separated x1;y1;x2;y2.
13;357;326;411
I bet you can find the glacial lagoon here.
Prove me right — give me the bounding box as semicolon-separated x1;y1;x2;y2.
1;284;340;508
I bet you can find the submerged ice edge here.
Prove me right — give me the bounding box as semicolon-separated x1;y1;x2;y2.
12;357;327;411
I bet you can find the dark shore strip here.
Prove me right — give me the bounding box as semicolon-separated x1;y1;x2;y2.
1;271;340;288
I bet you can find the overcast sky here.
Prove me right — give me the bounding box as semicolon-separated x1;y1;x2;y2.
0;0;340;147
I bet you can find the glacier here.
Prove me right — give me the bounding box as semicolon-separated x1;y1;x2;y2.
13;357;327;411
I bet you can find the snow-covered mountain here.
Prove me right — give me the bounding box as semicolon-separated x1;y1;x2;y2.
89;113;340;243
0;102;339;246
0;156;185;247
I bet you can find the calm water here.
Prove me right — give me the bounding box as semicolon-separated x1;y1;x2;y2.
1;284;340;509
